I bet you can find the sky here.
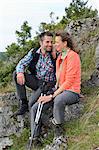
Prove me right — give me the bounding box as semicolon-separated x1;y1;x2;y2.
0;0;99;52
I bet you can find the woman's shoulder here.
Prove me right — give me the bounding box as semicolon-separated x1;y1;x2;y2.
69;50;79;57
68;50;80;62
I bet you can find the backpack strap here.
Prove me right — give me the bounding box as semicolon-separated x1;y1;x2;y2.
28;48;40;75
29;48;57;75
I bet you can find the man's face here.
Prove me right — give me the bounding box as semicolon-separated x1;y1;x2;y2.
40;35;53;52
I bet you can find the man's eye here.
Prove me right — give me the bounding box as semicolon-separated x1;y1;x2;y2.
46;41;52;43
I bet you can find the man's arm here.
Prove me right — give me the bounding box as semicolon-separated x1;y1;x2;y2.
16;49;33;85
16;49;33;73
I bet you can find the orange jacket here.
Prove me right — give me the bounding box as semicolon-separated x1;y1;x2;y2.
56;50;81;94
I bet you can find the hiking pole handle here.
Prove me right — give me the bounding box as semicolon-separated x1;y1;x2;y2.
35;93;43;124
35;102;43;124
28;93;44;150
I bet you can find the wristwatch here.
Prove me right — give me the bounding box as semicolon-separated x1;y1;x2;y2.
50;94;53;99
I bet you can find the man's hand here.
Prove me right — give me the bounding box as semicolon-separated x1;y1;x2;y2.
17;73;25;85
38;95;52;104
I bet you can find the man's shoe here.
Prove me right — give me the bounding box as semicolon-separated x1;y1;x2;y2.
13;104;28;116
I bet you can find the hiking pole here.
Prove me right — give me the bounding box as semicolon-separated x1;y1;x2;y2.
28;94;44;150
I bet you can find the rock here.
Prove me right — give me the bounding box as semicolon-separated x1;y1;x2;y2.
0;92;28;149
0;94;24;138
64;101;84;121
0;92;84;149
0;137;13;150
82;70;99;87
65;18;99;88
65;17;99;53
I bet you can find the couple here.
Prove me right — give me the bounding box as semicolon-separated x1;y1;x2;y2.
13;31;81;148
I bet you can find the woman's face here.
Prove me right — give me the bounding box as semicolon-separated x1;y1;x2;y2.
55;36;65;52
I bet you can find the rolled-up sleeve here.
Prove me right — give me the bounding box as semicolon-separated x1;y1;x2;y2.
16;50;33;73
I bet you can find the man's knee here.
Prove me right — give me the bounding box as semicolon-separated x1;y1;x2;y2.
31;103;38;115
29;98;36;110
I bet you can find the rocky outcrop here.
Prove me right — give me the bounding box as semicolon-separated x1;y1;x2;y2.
66;17;99;87
0;92;26;149
65;17;99;53
0;92;84;149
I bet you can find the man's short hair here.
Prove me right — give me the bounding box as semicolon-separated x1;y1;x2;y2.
39;31;53;41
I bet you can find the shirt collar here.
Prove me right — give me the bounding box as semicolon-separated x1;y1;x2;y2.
37;47;49;57
37;48;41;54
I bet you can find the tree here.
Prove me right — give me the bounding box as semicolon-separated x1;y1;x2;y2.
61;0;98;21
50;12;55;24
6;43;20;57
16;21;32;47
38;12;63;33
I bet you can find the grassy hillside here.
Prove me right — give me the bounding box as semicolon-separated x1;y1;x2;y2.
67;87;99;150
7;45;99;150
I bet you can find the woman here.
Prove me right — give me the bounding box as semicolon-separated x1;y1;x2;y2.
38;31;81;138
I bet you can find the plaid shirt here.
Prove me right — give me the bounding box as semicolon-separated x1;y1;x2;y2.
36;52;55;82
16;49;55;82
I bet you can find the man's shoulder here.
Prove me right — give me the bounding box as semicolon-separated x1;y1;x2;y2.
31;48;40;55
29;48;40;64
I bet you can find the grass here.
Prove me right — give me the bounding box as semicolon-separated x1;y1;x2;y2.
66;88;99;150
8;128;30;150
0;83;15;94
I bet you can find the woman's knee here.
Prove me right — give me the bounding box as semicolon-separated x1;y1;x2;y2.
53;95;65;124
54;95;63;108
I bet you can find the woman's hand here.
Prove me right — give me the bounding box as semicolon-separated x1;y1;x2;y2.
38;95;52;104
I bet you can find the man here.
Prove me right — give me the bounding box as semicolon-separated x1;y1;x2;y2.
13;31;56;116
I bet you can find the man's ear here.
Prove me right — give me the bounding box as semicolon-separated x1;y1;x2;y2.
40;41;42;46
40;40;43;46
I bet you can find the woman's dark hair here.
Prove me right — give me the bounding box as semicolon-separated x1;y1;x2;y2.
39;31;53;41
55;31;79;53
